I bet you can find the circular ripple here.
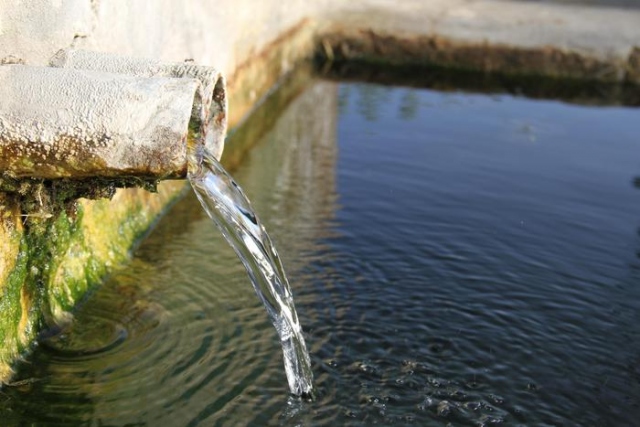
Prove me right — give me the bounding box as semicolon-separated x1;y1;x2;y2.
39;317;128;358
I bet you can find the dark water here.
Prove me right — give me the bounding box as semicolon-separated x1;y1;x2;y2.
2;76;640;426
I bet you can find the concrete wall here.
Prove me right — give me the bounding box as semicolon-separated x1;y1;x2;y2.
0;0;326;72
2;0;639;81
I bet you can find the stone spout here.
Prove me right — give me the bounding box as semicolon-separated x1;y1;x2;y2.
0;51;226;180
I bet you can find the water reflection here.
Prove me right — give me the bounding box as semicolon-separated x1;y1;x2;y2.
323;61;640;107
304;81;640;426
2;68;640;426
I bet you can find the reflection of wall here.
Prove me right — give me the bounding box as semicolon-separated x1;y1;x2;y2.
230;80;339;272
223;64;316;172
323;61;640;107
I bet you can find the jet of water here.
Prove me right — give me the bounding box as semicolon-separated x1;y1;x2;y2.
187;144;314;398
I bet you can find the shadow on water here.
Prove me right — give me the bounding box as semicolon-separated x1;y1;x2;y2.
320;59;640;107
2;61;640;425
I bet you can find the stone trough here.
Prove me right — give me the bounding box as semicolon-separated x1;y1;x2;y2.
0;0;639;384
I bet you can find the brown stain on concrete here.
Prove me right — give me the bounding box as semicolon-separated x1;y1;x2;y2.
316;29;636;83
0;133;109;179
227;19;317;127
628;47;640;83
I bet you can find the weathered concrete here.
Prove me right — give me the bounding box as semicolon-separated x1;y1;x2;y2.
1;0;639;180
2;0;639;82
0;65;200;179
0;50;226;180
50;49;228;162
316;0;640;82
0;0;327;73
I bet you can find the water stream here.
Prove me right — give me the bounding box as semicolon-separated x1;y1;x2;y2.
187;144;314;398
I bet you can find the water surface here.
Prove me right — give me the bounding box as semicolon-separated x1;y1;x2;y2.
2;76;640;426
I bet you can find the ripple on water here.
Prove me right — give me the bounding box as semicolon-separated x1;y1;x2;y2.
1;234;287;426
4;80;640;426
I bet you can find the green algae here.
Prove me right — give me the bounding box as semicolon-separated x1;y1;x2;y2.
0;179;186;384
0;240;29;378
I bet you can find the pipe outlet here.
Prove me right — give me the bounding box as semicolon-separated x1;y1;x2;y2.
0;51;226;180
50;49;227;161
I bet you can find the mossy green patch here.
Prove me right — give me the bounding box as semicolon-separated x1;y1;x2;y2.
0;240;28;381
0;194;27;381
0;180;187;384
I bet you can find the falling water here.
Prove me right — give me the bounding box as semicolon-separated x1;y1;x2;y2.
187;143;314;398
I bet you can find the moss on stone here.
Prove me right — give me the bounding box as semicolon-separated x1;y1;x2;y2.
0;193;27;381
0;180;186;384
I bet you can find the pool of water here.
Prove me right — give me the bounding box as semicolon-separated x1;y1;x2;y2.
2;74;640;426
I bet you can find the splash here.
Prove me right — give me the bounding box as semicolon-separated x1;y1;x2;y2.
187;144;314;397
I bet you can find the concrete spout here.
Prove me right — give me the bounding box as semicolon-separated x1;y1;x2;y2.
0;52;226;180
50;49;227;161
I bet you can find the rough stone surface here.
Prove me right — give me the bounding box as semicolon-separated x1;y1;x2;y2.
0;51;228;179
50;49;228;161
317;0;640;82
0;0;327;73
3;0;638;80
0;65;199;179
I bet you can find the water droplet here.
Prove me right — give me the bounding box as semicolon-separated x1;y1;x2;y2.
465;401;481;411
344;409;358;418
437;400;453;417
489;394;505;405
